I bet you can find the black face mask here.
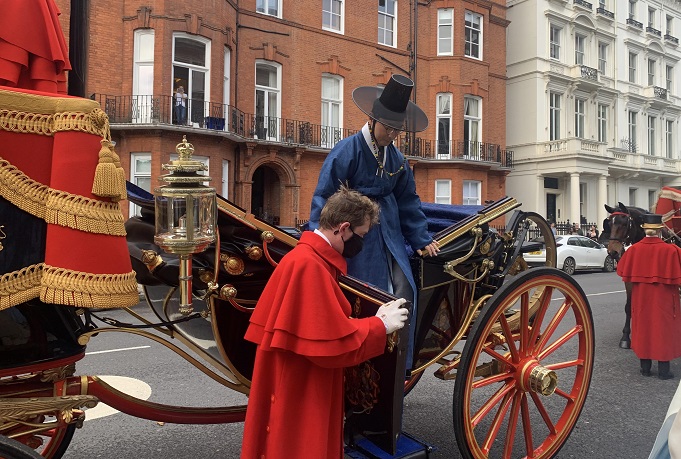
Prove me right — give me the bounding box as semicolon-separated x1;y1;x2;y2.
342;229;364;258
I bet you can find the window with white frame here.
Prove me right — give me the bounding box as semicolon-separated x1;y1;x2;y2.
323;0;343;33
648;58;656;86
666;119;674;158
575;98;585;139
463;180;481;205
575;34;585;65
223;47;231;112
648;115;656;155
667;15;674;35
628;0;636;19
173;34;210;126
629;52;637;83
648;7;656;28
649;190;657;210
378;0;396;47
464;96;481;155
438;9;453;56
667;64;673;92
255;61;281;141
129;153;151;218
598;42;607;74
464;12;482;59
321;74;343;148
628;110;637;151
550;92;561;141
133;30;154;124
222;160;229;199
436;93;452;157
435;180;452;204
257;0;281;18
550;25;561;60
598;103;608;143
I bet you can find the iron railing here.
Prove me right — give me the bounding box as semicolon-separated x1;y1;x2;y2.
91;93;514;167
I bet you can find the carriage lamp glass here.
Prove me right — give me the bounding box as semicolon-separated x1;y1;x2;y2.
154;136;216;315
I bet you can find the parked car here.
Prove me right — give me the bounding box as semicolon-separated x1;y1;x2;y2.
523;235;615;275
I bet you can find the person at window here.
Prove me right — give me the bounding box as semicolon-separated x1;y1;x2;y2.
174;85;187;125
308;74;439;372
616;213;681;380
241;186;409;459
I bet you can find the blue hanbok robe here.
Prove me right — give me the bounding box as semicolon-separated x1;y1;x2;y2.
309;130;432;368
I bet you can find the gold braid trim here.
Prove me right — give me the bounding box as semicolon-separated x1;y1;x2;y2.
40;265;139;309
0;108;108;139
0;264;43;311
0;159;126;236
0;159;49;220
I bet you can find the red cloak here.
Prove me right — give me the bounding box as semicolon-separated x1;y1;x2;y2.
241;231;387;459
616;237;681;361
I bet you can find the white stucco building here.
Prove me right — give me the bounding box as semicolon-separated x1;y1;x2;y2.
506;0;681;226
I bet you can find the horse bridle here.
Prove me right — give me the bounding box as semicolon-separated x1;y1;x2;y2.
608;211;634;244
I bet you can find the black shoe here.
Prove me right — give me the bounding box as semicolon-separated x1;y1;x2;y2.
659;372;674;380
640;369;653;377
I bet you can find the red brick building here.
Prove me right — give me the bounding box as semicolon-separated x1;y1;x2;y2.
55;0;512;226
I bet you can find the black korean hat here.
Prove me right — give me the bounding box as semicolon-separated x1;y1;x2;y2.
352;74;428;133
641;213;664;229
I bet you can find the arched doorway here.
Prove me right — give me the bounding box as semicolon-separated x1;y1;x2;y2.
251;165;281;225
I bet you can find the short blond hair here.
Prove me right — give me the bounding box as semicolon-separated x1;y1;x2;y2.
318;185;379;230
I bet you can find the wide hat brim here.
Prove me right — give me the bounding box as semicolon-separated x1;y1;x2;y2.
642;222;665;229
352;86;429;132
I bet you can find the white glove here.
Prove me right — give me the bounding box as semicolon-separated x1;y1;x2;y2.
375;298;409;334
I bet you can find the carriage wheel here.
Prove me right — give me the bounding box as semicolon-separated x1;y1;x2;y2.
0;435;46;459
453;268;594;459
2;417;77;459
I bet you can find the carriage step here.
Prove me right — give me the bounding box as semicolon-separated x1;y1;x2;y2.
344;432;434;459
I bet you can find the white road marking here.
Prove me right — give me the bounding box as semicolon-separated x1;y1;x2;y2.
552;289;626;301
86;345;151;355
84;375;152;421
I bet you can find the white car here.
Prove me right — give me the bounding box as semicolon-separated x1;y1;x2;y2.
523;235;615;275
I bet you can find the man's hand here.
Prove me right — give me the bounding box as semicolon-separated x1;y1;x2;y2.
417;240;440;257
375;298;409;334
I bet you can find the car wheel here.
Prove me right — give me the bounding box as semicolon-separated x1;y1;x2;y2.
562;257;576;275
603;255;615;273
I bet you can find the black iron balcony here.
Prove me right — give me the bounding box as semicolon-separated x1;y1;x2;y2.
91;94;514;168
646;26;662;36
394;137;514;168
580;65;598;81
665;33;679;44
626;18;643;29
654;86;668;99
573;0;592;9
596;7;614;18
621;137;637;153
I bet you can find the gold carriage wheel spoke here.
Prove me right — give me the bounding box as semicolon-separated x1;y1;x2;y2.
528;285;554;348
482;347;515;368
520;291;530;356
472;380;516;427
498;313;520;363
534;299;572;355
544;358;584;371
529;391;558;435
538;325;583;361
520;392;536;458
503;392;522;459
482;390;515;454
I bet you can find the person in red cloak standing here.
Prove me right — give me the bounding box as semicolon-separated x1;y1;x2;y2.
241;186;410;459
616;213;681;380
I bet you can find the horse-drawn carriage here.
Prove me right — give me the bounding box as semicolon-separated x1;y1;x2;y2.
0;127;595;458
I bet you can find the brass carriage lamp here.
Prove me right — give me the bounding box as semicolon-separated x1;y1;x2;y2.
154;135;216;315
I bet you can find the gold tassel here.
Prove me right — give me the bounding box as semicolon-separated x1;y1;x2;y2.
91;139;127;201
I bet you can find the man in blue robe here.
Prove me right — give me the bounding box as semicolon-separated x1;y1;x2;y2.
308;74;439;370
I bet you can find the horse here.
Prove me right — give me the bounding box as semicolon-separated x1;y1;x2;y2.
605;202;680;349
